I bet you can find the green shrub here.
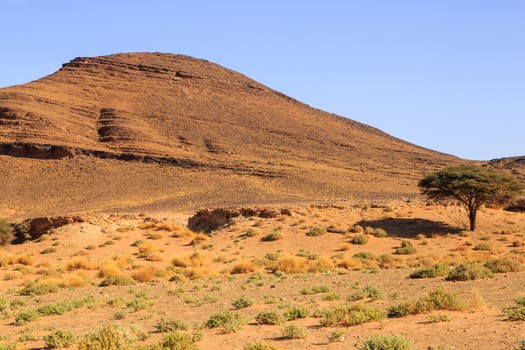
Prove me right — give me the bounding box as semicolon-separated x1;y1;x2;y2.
281;325;309;339
350;285;384;301
394;240;417;255
232;296;253;309
127;296;154;312
38;302;71;316
473;242;491;251
78;324;130;350
446;263;493;281
99;275;136;286
426;314;451;323
319;303;386;326
20;281;59;296
40;247;57;254
353;252;375;260
388;288;463;317
359;334;415;350
255;311;284;325
244;340;277;350
484;257;522;273
155;318;188;332
283;305;309;320
373;228;388;238
14;310;40;326
503;298;525;321
306;227;326;237
327;329;345;343
300;285;330;295
409;264;450;279
0;219;14;246
205;310;244;333
44;329;76;348
261;230;283;242
154;330;202;350
351;234;369;245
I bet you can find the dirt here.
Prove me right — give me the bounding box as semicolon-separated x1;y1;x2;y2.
0;203;524;349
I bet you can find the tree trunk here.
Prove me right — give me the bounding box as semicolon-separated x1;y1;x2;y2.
468;207;477;231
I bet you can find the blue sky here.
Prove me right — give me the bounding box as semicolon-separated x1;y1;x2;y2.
1;1;524;160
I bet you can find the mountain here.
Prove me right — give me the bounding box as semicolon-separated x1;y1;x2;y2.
0;52;461;218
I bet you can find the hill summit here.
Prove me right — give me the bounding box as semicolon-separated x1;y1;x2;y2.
0;52;460;217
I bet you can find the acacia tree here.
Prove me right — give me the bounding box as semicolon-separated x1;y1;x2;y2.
418;165;524;231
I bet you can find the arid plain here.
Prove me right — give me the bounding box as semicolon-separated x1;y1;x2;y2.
1;53;524;349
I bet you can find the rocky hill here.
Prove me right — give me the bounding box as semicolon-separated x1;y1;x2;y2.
0;53;462;218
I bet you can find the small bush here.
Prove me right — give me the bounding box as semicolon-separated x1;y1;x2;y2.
155;318;188;332
40;247;57;254
394;240;417;255
14;310;40;326
388;288;463;317
99;275;136;287
351;234;369;245
327;329;345;343
427;313;451;323
281;324;308;339
473;242;491;251
231;260;258;274
20;281;59;296
306;227;326;237
276;256;308;273
319;303;386;326
255;311;284;325
373;228;388;238
446;263;493;281
353;252;375;260
484;257;522;273
350;285;384;301
205;310;244;333
77;324;130;350
127;296;154;312
132;267;156;283
44;329;76;348
261;230;283;242
284;305;309;320
410;263;451;279
232;296;253;309
153;330;201;350
359;334;415;350
244;340;277;350
300;285;330;295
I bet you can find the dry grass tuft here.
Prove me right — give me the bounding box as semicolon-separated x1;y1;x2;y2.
231;260;258;274
97;261;123;278
337;258;363;270
190;233;210;245
132;266;156;282
276;256;308;273
309;256;334;272
66;257;96;271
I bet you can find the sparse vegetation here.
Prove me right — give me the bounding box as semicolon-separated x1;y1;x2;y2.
232;296;253;309
318;303;386;326
255;311;285;325
44;329;76;348
78;324;130;350
394;240;417;255
306;226;326;236
281;324;309;339
446;263;493;281
359;334;415;350
410;263;451;279
388;288;463;317
244;340;277;350
155;318;188;332
261;229;283;242
351;234;369;245
205;310;245;333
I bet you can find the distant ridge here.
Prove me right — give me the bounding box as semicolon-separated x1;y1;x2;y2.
0;52;463;217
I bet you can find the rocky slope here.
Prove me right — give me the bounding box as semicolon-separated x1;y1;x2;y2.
0;53;462;218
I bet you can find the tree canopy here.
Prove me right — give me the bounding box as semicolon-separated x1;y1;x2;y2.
418;165;524;231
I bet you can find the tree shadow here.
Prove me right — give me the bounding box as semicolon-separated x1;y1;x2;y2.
355;218;462;238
